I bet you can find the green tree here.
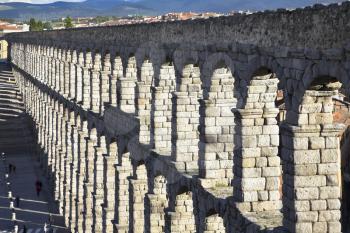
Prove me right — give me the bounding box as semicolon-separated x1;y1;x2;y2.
64;17;74;29
29;18;44;31
43;21;53;30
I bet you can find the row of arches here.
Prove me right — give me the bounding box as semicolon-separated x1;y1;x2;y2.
10;40;350;233
15;68;229;232
10;42;286;187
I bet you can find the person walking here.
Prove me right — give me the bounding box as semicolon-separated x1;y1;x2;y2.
22;225;27;233
35;180;42;197
44;222;48;233
48;214;54;226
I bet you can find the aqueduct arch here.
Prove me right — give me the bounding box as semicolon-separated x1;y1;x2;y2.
3;2;350;233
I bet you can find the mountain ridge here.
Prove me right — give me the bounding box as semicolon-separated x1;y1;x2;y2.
0;0;344;21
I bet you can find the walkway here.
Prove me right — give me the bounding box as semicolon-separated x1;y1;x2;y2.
0;63;68;233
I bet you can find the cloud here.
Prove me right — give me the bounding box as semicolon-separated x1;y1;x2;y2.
0;0;83;3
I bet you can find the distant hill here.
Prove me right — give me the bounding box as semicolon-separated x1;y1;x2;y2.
0;0;345;21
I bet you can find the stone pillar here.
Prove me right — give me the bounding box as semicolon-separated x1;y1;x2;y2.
198;99;234;187
118;77;136;114
173;91;200;173
70;123;79;231
282;89;343;233
82;51;92;110
92;137;106;233
136;81;152;145
76;123;88;233
145;176;167;232
167;192;196;233
64;50;71;98
110;54;122;107
103;143;116;233
59;49;65;94
52;48;57;90
70;50;77;100
232;108;281;211
91;52;101;113
83;129;97;232
114;153;132;232
64;112;73;227
130;164;147;233
101;52;111;110
203;214;225;233
136;60;154;145
76;51;84;104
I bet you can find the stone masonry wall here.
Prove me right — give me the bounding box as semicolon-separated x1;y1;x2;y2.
6;2;350;233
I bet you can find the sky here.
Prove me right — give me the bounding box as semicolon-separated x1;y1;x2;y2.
0;0;83;3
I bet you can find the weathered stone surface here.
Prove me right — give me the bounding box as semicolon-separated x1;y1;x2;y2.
7;4;350;232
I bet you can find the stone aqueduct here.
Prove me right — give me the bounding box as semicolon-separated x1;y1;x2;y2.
4;2;350;233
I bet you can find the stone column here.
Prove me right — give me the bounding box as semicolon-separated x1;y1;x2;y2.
64;50;71;98
76;51;84;104
70;50;77;100
83;129;97;232
59;49;65;94
70;123;79;231
114;153;132;232
102;143;116;233
51;48;57;90
110;54;122;107
203;214;225;233
136;81;152;145
101;52;111;111
167;192;196;233
118;77;136;114
92;138;106;233
130;164;147;233
91;52;101;113
282;89;343;233
82;51;92;110
198;99;234;187
145;176;167;233
76;123;88;233
232;108;281;212
173;91;200;173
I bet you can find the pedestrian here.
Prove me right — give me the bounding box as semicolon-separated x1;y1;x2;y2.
35;180;42;197
8;164;12;173
44;222;48;233
22;225;27;233
15;196;20;208
13;165;16;174
48;214;53;226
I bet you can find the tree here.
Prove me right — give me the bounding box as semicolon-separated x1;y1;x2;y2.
43;21;53;30
64;17;74;29
29;18;44;31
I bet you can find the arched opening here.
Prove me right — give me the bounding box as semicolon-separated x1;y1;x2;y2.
199;60;236;186
173;63;201;173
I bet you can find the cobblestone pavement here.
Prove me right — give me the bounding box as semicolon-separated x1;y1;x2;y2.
0;153;69;233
